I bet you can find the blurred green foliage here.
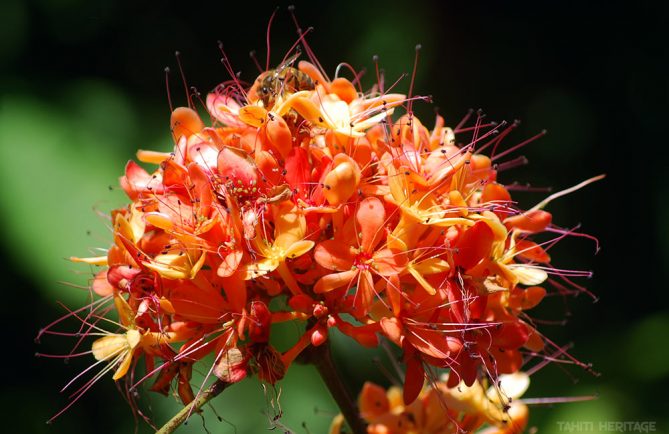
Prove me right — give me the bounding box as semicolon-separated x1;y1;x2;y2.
1;0;667;433
0;88;128;305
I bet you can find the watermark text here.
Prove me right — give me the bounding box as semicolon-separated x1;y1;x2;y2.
556;420;656;433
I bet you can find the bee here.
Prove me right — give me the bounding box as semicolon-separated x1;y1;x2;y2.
253;53;315;109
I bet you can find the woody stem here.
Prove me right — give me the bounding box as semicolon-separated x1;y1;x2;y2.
155;380;230;434
310;341;367;434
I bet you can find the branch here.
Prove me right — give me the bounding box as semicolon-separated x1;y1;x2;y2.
155;380;230;434
308;342;367;434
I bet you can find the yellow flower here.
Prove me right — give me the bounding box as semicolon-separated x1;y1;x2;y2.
241;201;314;294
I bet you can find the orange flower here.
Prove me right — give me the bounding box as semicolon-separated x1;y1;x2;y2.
44;21;601;430
331;372;530;434
314;197;407;315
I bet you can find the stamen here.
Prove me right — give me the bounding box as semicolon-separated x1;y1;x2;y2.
174;51;191;108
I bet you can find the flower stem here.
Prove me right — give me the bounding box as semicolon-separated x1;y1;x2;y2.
308;342;367;434
155;380;230;434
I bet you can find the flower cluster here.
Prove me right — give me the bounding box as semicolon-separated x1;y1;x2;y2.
47;47;599;432
330;372;530;434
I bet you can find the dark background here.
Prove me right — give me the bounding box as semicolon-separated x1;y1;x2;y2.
2;0;667;433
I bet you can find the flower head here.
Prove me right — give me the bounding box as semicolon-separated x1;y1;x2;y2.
41;16;601;431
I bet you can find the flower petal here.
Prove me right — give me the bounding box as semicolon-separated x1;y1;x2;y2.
284;239;315;260
454;221;495;269
379;317;403;346
314;240;355;271
217;249;243;277
403;350;425;405
508;264;548;286
314;269;358;293
239;105;268;128
373;248;408;276
357;197;386;252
